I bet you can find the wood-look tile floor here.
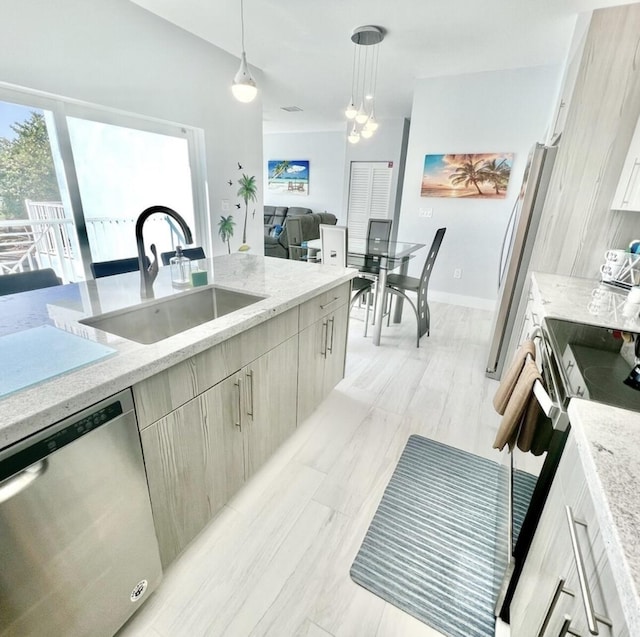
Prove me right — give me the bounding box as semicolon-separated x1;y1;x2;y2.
119;301;527;637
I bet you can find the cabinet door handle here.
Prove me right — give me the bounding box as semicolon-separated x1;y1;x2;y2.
621;159;640;206
558;616;583;637
234;377;242;431
321;319;328;358
246;369;254;417
320;296;341;311
538;577;574;637
565;506;612;634
327;316;335;354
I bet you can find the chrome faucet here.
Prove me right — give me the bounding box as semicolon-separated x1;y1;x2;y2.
135;205;194;298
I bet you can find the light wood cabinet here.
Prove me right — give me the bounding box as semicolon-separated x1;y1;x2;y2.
510;434;629;636
297;299;349;423
135;282;351;568
141;334;299;567
242;335;298;477
612;116;640;212
133;308;299;429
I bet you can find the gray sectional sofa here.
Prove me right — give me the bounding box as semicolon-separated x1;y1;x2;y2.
264;211;337;259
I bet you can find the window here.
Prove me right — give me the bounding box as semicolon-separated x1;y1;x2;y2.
0;87;207;283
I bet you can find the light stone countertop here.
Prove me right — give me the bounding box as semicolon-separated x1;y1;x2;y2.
0;254;356;450
532;271;640;331
532;272;640;631
568;399;640;635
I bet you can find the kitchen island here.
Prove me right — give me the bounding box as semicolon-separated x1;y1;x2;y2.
0;253;356;449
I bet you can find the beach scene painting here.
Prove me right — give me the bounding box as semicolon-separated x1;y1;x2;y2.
421;153;514;198
268;160;309;195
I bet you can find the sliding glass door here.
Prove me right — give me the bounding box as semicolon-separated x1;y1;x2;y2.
0;87;207;283
0;100;83;283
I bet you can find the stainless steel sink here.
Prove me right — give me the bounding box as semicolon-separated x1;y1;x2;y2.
80;286;265;344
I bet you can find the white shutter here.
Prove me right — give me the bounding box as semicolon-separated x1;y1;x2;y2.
347;162;393;241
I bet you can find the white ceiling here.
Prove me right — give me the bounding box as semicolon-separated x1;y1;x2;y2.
131;0;637;134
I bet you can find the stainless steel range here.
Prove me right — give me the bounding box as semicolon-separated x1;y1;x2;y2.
498;316;640;622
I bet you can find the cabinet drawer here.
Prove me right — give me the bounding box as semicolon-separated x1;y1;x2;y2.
133;308;298;429
298;282;350;331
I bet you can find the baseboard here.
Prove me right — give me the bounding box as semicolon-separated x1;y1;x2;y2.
430;290;497;311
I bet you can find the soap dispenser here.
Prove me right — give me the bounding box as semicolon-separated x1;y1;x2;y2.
170;246;192;288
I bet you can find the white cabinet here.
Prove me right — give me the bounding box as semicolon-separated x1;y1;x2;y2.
612;116;640;211
510;434;629;636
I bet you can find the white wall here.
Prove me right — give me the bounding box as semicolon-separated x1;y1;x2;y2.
0;0;264;257
263;131;345;217
263;118;409;227
398;65;561;309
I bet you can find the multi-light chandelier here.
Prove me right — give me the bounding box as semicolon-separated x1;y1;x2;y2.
345;25;384;144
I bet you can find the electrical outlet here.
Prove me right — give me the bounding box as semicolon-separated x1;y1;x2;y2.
419;208;433;218
453;268;462;279
221;199;229;211
425;208;433;218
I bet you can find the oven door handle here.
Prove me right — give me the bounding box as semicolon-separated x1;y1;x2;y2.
532;378;559;420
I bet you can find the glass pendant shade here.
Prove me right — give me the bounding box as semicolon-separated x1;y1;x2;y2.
347;125;360;144
232;52;257;103
345;100;357;119
364;112;379;131
355;103;368;124
360;128;373;139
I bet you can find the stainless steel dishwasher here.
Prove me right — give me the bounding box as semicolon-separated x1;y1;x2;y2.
0;389;162;637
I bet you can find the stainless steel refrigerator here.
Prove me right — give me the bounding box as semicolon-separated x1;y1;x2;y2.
486;142;558;379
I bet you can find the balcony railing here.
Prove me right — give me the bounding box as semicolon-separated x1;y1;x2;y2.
0;201;188;283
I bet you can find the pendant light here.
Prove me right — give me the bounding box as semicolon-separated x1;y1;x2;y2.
348;123;360;144
344;26;384;140
232;0;257;103
345;43;358;119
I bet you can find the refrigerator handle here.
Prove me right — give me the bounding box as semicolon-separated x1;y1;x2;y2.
498;198;519;289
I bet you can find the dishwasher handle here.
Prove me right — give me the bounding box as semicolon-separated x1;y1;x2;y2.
0;460;48;505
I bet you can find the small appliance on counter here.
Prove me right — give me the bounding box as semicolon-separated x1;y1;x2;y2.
0;389;162;637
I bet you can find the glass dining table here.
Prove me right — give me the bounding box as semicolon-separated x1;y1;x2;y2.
306;237;425;345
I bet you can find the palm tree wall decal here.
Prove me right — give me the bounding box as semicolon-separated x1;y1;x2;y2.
218;214;235;254
237;173;257;251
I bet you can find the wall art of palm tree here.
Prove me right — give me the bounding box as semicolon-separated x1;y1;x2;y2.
421;153;513;198
267;160;309;195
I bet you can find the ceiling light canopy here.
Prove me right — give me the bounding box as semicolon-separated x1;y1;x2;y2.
232;0;257;103
345;25;384;141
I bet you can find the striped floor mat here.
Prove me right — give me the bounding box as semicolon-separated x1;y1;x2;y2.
350;435;536;637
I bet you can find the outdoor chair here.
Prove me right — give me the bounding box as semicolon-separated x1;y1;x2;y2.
160;247;206;266
0;268;62;296
91;256;150;278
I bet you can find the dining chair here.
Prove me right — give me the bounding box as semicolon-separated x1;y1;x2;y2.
160;247;206;266
91;256;151;278
0;268;62;297
351;218;393;336
319;224;348;267
385;227;446;347
285;217;307;261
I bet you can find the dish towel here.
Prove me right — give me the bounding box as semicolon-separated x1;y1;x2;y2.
493;339;536;415
493;339;544;452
